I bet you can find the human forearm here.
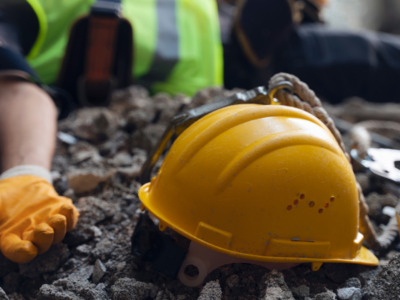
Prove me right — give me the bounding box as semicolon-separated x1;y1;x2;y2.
0;79;57;172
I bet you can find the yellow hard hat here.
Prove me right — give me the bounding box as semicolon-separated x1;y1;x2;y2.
138;104;378;284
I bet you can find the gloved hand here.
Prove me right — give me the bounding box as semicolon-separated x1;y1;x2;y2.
0;174;79;263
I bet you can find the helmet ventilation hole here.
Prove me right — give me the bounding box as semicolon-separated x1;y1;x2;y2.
184;265;200;280
309;201;315;207
287;205;292;211
293;200;299;205
300;194;305;200
318;209;323;214
324;203;329;208
330;196;335;202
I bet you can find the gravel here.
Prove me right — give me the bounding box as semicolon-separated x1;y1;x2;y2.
0;85;399;299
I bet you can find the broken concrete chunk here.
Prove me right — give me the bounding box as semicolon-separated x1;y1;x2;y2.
0;288;9;300
259;270;295;300
362;253;400;300
77;196;116;225
37;277;108;300
111;277;159;300
337;287;361;300
315;289;337;300
71;108;119;142
92;239;115;261
340;278;361;289
67;168;116;194
19;243;70;278
292;285;310;298
198;280;222;300
93;260;107;284
68;265;94;280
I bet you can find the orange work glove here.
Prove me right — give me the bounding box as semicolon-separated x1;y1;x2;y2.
0;175;79;263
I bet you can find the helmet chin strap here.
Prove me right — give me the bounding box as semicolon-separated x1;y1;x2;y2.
178;241;299;287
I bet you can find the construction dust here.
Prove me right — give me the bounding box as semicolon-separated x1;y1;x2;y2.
1;85;400;300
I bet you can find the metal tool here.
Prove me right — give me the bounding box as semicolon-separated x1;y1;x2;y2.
351;148;400;184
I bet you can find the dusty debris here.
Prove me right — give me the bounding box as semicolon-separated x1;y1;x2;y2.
314;289;337;300
110;277;159;300
37;277;108;300
259;270;295;300
362;253;400;299
1;85;400;299
291;285;310;298
19;243;70;278
198;281;222;300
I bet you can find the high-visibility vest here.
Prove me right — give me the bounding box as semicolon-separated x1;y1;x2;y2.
26;0;223;96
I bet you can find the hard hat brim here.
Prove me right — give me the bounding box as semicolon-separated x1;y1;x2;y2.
139;183;379;266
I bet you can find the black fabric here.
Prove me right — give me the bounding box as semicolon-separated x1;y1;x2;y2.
0;46;40;83
275;24;400;103
238;0;293;63
0;0;39;56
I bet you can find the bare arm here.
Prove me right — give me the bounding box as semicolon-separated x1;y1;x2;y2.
0;79;57;172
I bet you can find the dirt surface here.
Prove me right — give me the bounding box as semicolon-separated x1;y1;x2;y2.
1;86;400;300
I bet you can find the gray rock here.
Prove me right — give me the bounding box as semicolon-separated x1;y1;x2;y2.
292;285;310;297
69;265;94;280
37;277;108;300
315;289;337;300
198;280;222;300
128;124;166;153
111;277;159;300
226;274;239;289
92;239;115;261
111;151;133;166
67;168;116;194
93;260;107;284
337;287;361;300
362;253;400;300
77;197;116;225
71;108;119;142
340;278;361;289
64;223;95;246
0;288;9;300
19;243;70;278
259;270;295;300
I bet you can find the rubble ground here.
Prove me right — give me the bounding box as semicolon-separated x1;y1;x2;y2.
1;86;400;300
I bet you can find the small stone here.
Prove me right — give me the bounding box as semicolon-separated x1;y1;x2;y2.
92;239;115;261
67;168;116;194
111;151;133;166
292;285;310;297
64;223;95;246
340;278;361;289
226;274;240;289
91;226;103;237
93;260;107;284
337;287;361;300
0;288;9;300
198;280;222;300
315;289;337;300
68;265;94;280
77;196;116;225
259;270;295;300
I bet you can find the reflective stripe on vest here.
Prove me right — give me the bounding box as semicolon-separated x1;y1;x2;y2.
28;0;222;96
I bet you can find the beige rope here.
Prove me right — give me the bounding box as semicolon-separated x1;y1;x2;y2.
269;73;381;249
